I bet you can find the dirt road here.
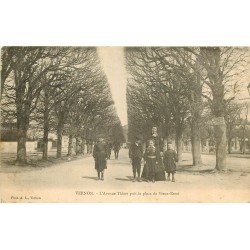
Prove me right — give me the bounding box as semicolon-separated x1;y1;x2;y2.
1;149;249;202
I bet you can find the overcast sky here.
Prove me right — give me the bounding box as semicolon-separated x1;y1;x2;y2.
98;47;128;126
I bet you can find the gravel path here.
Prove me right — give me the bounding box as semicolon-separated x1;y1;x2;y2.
1;149;249;202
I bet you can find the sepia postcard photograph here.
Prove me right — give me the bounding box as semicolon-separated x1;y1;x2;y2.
1;2;250;250
0;46;250;203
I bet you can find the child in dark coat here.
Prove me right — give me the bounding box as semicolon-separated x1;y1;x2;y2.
163;143;178;182
129;136;143;182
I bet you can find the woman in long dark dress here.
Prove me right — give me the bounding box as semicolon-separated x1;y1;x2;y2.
93;138;107;180
141;127;166;181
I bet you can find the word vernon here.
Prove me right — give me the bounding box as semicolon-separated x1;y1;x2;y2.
75;191;94;195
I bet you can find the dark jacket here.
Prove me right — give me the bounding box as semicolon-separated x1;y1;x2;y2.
163;149;178;173
143;145;161;162
93;142;107;171
113;142;120;152
129;142;143;159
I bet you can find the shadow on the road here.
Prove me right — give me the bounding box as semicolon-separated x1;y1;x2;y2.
179;169;214;174
115;176;134;182
177;165;215;174
115;178;131;182
177;165;250;175
82;176;98;180
107;159;131;165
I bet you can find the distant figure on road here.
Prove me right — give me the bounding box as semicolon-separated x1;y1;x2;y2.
93;138;107;180
106;142;112;160
163;143;178;182
129;136;143;182
113;141;121;159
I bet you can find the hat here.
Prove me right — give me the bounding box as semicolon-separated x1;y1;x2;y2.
135;136;142;140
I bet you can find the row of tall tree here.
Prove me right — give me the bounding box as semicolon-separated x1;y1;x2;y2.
1;47;124;165
125;47;249;171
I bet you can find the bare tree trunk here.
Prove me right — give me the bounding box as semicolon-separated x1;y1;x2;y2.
228;138;232;154
90;142;93;154
76;138;81;155
16;93;29;165
1;73;6;99
175;130;183;163
215;124;227;171
242;125;246;154
57;125;63;158
87;140;90;154
163;122;170;149
200;47;227;171
213;96;227;171
16;121;28;165
68;135;73;156
191;119;202;166
81;137;85;154
42;106;49;160
42;129;49;160
190;78;203;166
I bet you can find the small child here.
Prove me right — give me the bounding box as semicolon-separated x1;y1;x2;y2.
143;140;160;183
163;143;178;182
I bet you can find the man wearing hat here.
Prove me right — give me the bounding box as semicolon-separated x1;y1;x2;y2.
129;136;143;182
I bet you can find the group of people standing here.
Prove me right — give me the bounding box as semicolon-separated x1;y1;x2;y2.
92;127;178;182
129;127;178;183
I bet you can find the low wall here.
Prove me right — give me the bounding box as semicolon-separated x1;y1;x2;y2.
0;141;37;153
0;141;86;154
